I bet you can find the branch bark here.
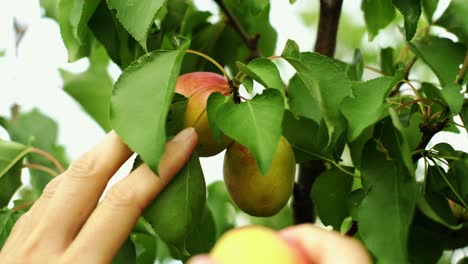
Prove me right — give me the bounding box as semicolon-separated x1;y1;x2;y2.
293;0;343;225
213;0;261;60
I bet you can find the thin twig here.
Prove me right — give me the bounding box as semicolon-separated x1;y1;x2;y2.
213;0;261;60
455;49;468;85
23;163;59;177
389;57;417;97
11;200;35;212
29;147;65;173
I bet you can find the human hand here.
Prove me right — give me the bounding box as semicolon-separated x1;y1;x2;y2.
0;128;197;264
188;224;372;264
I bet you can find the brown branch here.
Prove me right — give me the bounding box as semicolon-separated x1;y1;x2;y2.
412;117;449;162
213;0;261;60
293;0;343;225
11;200;35;212
23;163;59;177
455;49;468;85
314;0;344;56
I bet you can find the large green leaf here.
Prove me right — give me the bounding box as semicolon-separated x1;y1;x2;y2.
287;74;321;123
436;0;468;45
70;0;100;45
311;166;354;230
282;110;332;162
207;181;236;238
392;0;421;40
107;0;166;50
409;37;466;86
0;210;24;249
460;102;468;133
88;0;142;69
361;0;395;39
216;89;284;175
57;0;92;61
354;139;417;263
61;45;113;131
282;45;352;146
112;238;136;264
110;40;189;173
8;109;69;196
143;154;206;245
130;233;157;264
341;76;395;141
0;140;29;207
40;0;59;20
421;0;438;22
236;58;285;96
206;93;232;141
441;83;464;115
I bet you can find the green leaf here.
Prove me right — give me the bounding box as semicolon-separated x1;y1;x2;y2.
236;58;285;96
287;74;321;123
282;52;352;146
353;139;417;263
436;0;468;45
392;0;422;40
173;206;216;260
441;83;463;114
60;45;113;131
417;192;461;230
380;47;395;75
311;166;354;230
107;0;166;51
57;0;92;61
216;89;284;175
143;153;206;244
341;76;395;141
428;144;468;207
282;110;332;163
40;0;59;20
361;0;395;39
8;109;69;196
112;237;136;264
0;210;24;249
110;40;189;173
88;0;142;69
409;37;466;86
244;0;269;15
460;102;468;133
207;181;236;238
0;140;29;207
422;0;438;22
206;93;232;141
70;0;100;45
130;233;157;264
166;94;188;137
281;39;301;60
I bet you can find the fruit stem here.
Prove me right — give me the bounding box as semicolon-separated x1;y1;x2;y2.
455;49;468;85
186;49;231;82
23;163;59;177
29;147;65;173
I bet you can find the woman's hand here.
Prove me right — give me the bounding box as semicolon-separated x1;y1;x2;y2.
0;128;197;264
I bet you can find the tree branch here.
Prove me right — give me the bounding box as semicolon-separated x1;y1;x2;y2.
314;0;344;56
293;0;343;225
213;0;261;60
455;49;468;85
412;117;449;162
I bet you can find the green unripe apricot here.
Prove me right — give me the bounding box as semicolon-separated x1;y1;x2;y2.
223;137;296;217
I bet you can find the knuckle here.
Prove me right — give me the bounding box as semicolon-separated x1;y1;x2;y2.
65;152;99;180
104;182;143;210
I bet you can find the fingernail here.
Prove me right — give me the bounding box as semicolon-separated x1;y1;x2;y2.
172;127;196;143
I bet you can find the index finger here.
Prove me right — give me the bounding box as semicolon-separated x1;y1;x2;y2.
279;224;372;264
